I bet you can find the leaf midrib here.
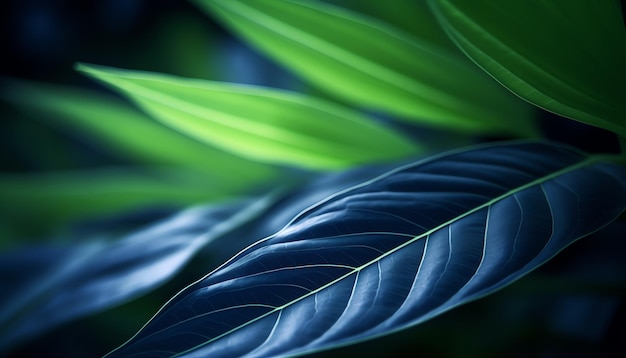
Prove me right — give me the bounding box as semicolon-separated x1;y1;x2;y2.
172;153;603;356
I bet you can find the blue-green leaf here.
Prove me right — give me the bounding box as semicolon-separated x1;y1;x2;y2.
76;63;421;170
195;0;536;136
105;141;626;357
429;0;626;136
0;196;275;350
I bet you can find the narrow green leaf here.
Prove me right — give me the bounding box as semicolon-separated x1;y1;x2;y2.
76;63;421;170
0;167;240;239
0;79;276;186
194;0;536;136
430;0;626;136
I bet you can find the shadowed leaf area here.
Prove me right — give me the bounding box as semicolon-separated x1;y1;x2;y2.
429;0;626;136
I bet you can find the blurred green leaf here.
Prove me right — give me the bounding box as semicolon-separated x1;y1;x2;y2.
194;0;536;136
1;79;276;186
0;167;244;242
76;63;421;170
330;0;458;53
2;115;83;171
430;0;626;137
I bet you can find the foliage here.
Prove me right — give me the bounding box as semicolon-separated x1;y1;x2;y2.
1;0;625;357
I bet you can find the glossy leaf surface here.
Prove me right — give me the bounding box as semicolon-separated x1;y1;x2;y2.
429;0;626;136
106;142;626;357
0;197;275;350
195;0;536;136
76;63;420;170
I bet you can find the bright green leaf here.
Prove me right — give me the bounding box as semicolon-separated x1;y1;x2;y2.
0;79;276;186
76;63;421;170
429;0;626;136
193;0;536;136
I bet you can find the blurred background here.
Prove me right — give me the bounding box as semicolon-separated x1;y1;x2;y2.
1;0;625;357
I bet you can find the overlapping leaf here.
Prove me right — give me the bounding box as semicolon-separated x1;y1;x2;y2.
0;159;399;351
0;80;281;241
0;196;275;350
195;0;536;136
76;63;420;170
429;0;626;136
106;141;626;357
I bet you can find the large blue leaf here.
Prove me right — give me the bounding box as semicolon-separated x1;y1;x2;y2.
105;141;626;357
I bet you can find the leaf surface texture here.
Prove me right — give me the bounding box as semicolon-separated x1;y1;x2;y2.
107;142;626;357
76;63;419;170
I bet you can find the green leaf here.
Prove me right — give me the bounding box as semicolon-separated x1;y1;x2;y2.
331;0;459;53
429;0;626;136
193;0;536;136
0;167;243;241
0;79;276;186
76;63;420;170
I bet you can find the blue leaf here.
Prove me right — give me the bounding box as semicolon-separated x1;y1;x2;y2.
105;141;626;357
0;197;275;350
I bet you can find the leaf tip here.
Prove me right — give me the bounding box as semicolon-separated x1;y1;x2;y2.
74;62;93;75
75;63;118;82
